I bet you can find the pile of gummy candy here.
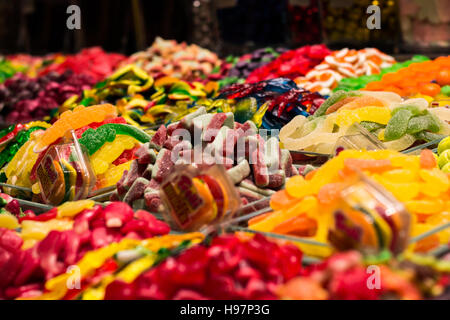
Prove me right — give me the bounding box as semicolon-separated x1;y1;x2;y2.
0;38;449;300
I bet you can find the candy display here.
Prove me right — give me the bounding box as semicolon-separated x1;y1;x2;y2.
280;91;450;154
295;48;396;95
1;35;450;301
121;37;222;82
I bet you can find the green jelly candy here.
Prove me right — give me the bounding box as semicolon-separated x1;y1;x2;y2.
234;97;257;123
413;131;446;142
384;109;413;141
406;114;440;134
79;123;151;155
313;90;353;117
441;85;450;96
442;162;450;173
437;136;450;155
0;125;16;140
79;126;117;155
359;121;385;132
392;105;424;117
438;149;450;169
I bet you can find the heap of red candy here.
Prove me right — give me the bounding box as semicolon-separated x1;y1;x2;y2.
0;202;169;299
38;47;126;83
104;234;303;299
246;44;331;83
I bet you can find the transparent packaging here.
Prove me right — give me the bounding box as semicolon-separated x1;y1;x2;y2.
334;123;385;156
36;130;96;205
159;164;241;232
328;174;411;255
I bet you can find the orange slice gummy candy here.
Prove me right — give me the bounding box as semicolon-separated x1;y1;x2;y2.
270;189;300;211
33;104;117;153
419;149;437;169
344;158;393;173
338;96;385;111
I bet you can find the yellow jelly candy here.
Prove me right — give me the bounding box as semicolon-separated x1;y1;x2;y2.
405;199;445;215
250;196;318;232
377;129;385;141
381;169;418;183
419;168;449;191
31;183;41;194
427;211;450;243
419;182;445;198
22;239;38;250
0;213;19;229
90;135;138;175
96;160;132;189
83;255;156;300
390;154;420;172
285;175;312;198
5;131;43;190
372;175;419;202
57;200;95;218
21;219;73;240
335;107;391;128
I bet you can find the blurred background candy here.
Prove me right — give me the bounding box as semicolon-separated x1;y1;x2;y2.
0;71;95;123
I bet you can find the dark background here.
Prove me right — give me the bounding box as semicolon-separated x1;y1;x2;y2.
0;0;448;57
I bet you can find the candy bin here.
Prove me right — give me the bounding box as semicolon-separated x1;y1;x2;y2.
35;130;96;205
159;164;241;232
329;173;411;255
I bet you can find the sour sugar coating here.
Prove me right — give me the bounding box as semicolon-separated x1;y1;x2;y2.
280;91;450;154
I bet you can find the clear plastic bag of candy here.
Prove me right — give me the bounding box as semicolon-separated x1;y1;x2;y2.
35;130;96;205
334;122;385;156
159;163;241;232
328;173;411;255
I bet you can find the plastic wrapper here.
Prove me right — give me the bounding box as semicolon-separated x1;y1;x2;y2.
160;164;240;232
329;174;411;255
334;123;385;155
35;130;95;205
